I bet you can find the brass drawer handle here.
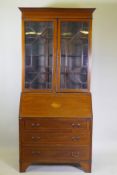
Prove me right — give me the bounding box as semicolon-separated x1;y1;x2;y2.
72;123;81;128
72;136;80;141
31;136;40;140
32;151;40;155
31;123;40;127
71;151;80;157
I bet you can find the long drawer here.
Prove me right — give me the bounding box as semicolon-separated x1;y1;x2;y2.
21;132;90;145
21;118;91;131
22;146;90;163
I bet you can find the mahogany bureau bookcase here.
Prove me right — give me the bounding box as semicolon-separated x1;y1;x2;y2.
19;8;95;173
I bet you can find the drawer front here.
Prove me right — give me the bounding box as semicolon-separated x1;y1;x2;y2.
22;132;90;145
22;146;90;162
22;118;90;131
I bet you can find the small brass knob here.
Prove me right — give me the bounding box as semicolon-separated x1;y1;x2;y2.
32;151;40;155
32;136;40;140
31;123;40;127
72;136;80;141
71;151;80;157
72;123;81;128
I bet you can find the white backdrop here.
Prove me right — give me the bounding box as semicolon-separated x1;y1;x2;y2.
0;0;117;174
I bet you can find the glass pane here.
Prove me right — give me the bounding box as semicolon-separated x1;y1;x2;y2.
60;22;89;89
25;21;53;89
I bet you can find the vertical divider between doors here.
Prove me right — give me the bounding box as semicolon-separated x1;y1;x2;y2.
56;19;61;92
53;20;58;93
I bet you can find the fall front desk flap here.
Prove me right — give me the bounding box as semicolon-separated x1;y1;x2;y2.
20;93;92;118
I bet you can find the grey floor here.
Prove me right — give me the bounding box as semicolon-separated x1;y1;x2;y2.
0;144;117;175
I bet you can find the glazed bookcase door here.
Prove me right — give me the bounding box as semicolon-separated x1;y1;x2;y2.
23;19;57;92
57;19;91;92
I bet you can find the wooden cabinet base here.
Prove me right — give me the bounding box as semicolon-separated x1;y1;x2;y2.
19;161;91;173
19;94;93;173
